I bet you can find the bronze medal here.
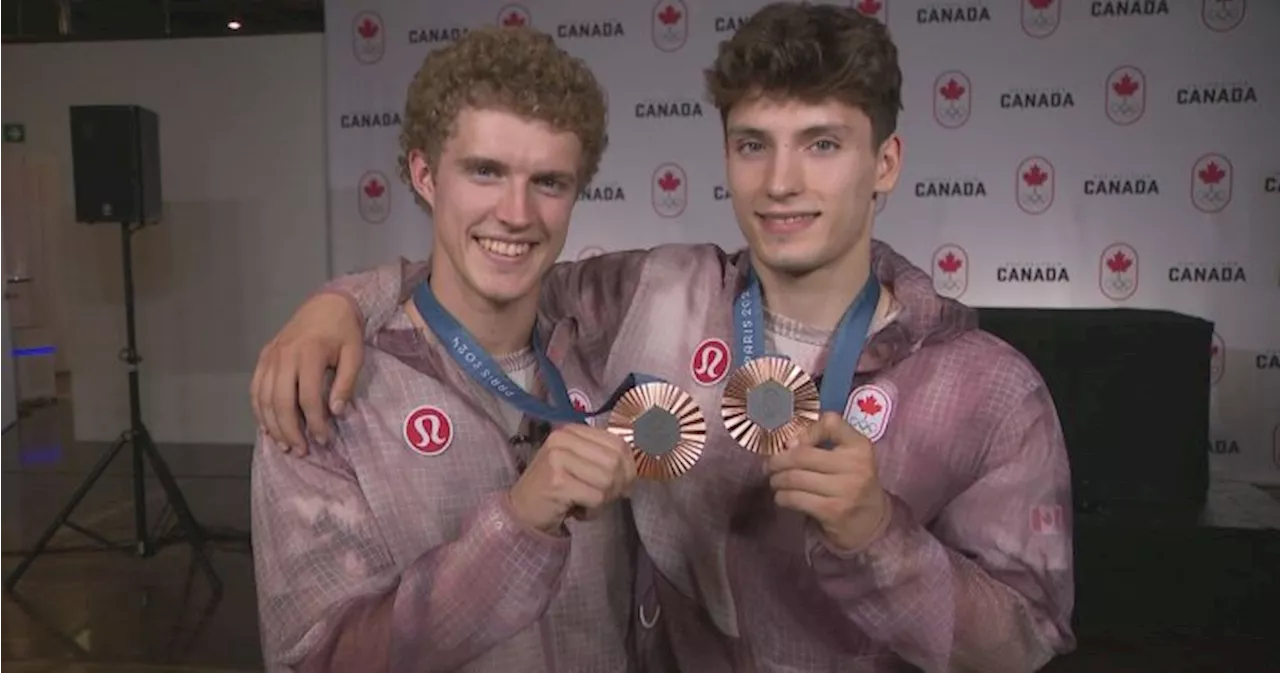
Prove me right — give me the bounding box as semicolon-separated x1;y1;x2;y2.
721;355;820;455
607;381;707;480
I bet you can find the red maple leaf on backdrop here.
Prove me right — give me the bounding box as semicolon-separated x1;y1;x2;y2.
856;395;883;416
1210;343;1220;357
364;179;385;198
357;18;379;38
1199;161;1226;185
937;252;963;273
1106;251;1133;273
1029;0;1054;9
658;171;682;192
1023;164;1048;187
503;11;526;27
658;5;682;25
856;0;882;15
1113;74;1140;97
940;79;966;101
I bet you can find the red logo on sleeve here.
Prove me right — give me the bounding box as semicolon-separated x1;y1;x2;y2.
1030;504;1064;535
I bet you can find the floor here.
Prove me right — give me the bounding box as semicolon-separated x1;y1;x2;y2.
3;393;1278;673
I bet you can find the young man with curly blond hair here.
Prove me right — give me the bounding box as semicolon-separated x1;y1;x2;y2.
250;26;661;673
254;4;1077;671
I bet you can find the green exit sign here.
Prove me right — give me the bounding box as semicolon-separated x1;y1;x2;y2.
3;123;25;143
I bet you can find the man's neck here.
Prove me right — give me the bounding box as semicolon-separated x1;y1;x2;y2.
407;256;538;357
753;237;877;331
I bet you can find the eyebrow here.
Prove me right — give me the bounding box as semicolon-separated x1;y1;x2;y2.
726;124;854;142
457;155;576;184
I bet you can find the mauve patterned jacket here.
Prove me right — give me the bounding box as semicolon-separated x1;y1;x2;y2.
316;239;1078;672
251;300;670;671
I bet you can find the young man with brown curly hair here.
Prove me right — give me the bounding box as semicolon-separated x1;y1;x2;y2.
250;26;655;673
254;4;1077;671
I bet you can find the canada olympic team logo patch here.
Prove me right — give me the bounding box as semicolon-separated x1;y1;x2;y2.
567;389;592;413
403;405;454;456
690;338;730;386
843;384;893;442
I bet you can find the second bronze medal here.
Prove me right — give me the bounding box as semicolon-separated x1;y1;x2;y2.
721;356;820;455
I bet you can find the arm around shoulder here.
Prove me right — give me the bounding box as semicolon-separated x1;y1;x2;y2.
316;258;429;341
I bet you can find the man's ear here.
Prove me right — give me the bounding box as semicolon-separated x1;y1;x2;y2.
408;149;436;210
873;133;902;195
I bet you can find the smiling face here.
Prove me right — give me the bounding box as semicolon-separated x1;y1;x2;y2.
725;94;900;277
409;107;583;308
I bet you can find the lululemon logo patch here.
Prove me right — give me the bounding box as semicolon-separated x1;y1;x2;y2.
690;338;730;386
843;384;893;442
403;405;454;456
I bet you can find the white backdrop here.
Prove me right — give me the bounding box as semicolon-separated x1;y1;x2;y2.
325;0;1280;485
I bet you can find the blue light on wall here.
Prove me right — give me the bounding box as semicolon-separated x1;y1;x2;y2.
12;345;56;358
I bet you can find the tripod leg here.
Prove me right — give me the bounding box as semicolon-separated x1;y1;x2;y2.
135;426;223;597
4;432;131;593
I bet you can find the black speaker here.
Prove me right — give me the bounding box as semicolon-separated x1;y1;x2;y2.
69;105;162;224
978;307;1212;518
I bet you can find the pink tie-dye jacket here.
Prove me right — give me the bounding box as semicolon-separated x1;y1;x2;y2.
314;239;1077;672
251;303;673;671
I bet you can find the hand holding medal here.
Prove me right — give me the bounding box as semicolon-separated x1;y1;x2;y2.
414;281;705;484
721;267;880;455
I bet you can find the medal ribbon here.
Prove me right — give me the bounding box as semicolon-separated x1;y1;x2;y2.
413;281;659;425
731;266;880;415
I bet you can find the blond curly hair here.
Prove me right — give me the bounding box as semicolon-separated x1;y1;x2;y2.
398;26;609;208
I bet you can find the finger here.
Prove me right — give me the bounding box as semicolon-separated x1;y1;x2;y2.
330;341;364;416
769;468;845;498
271;355;309;453
559;451;616;494
250;341;273;431
807;411;865;449
773;488;830;519
557;477;609;514
258;358;289;451
297;348;331;445
768;445;849;476
558;426;633;474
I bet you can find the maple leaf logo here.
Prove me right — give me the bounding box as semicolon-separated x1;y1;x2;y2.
937;252;963;274
658;4;682;25
503;11;526;27
856;395;883;416
1192;154;1232;213
1210;343;1219;357
358;17;379;39
1198;161;1226;185
940;78;966;101
364;179;385;198
1029;0;1054;8
1023;163;1048;187
658;171;681;192
1113;73;1140;97
1106;250;1133;273
856;0;883;15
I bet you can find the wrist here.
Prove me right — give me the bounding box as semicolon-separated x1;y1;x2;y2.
505;490;568;537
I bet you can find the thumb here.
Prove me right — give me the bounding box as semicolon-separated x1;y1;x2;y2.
329;341;364;415
803;411;862;450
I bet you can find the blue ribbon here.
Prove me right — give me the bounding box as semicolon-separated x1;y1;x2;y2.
731;267;880;415
412;281;656;425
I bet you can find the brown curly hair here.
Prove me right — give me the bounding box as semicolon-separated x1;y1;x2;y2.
704;2;903;148
398;26;609;208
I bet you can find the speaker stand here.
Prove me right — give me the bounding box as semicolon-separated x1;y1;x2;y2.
4;221;222;598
